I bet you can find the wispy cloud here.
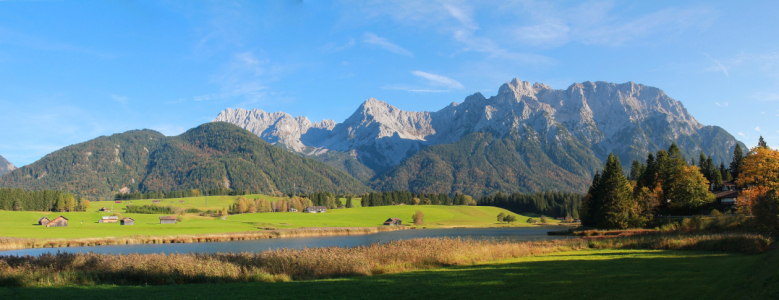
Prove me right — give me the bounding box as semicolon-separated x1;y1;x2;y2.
715;102;729;107
197;51;275;104
756;126;762;132
703;53;729;77
363;32;413;56
411;71;464;89
504;2;717;47
111;94;129;103
323;38;355;52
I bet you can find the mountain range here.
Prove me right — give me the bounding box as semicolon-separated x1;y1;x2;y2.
0;123;371;200
0;155;14;177
0;79;745;199
216;79;744;196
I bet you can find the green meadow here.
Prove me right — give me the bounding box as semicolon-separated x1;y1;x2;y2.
1;249;774;299
0;201;550;239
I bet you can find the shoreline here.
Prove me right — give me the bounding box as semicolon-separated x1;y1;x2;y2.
0;224;573;252
0;226;410;251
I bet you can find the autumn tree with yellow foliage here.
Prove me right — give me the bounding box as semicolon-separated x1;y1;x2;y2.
736;145;779;232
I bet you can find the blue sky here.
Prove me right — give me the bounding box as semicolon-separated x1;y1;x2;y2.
1;0;778;166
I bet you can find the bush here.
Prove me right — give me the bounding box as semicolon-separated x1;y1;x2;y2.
412;210;424;225
185;208;201;213
125;205;174;214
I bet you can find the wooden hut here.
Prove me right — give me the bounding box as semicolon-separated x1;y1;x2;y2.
159;216;177;224
305;206;327;213
99;207;109;212
46;216;68;227
99;216;119;223
38;216;51;226
120;218;135;225
152;200;161;204
383;218;402;226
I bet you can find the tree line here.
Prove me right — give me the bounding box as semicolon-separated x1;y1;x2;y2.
478;191;584;219
0;188;90;212
115;188;250;200
359;191;475;207
581;142;748;229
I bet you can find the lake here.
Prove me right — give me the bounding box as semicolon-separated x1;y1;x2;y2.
0;227;571;256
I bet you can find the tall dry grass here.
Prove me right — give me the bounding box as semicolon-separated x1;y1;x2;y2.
0;227;403;251
0;233;771;287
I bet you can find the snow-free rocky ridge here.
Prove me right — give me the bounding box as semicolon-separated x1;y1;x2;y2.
215;79;744;195
0;155;14;177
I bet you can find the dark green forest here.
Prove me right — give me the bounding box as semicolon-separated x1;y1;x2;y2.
0;122;372;200
371;129;599;197
478;191;584;219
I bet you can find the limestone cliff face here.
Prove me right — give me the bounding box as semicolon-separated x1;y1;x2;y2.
216;79;743;193
0;155;14;177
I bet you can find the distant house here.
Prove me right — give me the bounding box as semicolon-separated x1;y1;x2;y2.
115;200;122;204
120;218;134;226
99;216;119;223
159;216;177;224
383;218;402;226
152;200;161;204
179;200;185;203
99;207;109;212
38;216;51;226
46;216;68;227
289;208;298;212
715;190;739;210
305;206;327;213
711;180;741;211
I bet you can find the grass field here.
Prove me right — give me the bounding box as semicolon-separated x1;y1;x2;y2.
0;205;550;240
89;194;285;213
1;248;774;299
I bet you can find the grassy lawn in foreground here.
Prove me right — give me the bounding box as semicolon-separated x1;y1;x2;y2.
1;249;774;299
0;205;547;239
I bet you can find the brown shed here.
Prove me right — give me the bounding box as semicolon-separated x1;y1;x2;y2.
159;216;177;224
152;200;161;204
99;207;109;212
46;216;69;227
120;218;135;225
38;216;51;226
383;218;402;226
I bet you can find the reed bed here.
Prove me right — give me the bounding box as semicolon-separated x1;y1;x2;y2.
0;233;771;287
0;227;404;251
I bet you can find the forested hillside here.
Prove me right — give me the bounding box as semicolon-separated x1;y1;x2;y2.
0;122;372;200
371;131;597;197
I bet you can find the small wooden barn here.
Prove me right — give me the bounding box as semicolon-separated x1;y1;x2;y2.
305;206;327;213
120;218;134;225
99;207;109;212
99;216;119;223
383;218;402;226
46;216;68;227
152;200;161;204
115;200;122;203
38;216;51;226
159;216;177;224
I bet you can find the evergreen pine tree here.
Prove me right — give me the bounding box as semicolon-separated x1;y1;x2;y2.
758;136;768;148
730;144;744;179
597;154;634;229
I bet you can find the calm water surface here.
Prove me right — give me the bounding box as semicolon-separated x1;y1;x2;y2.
0;227;571;256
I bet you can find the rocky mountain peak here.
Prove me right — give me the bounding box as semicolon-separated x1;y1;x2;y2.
0;155;14;177
217;78;742;193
